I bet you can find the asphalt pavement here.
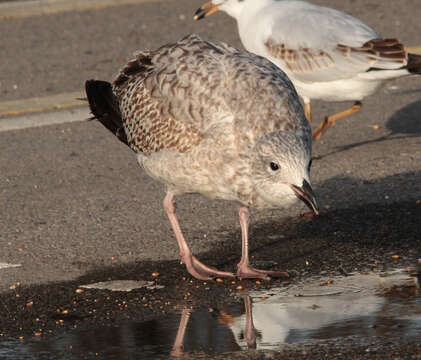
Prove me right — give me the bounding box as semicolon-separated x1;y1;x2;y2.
0;0;420;358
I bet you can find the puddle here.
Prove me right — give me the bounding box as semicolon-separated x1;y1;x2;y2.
0;270;419;359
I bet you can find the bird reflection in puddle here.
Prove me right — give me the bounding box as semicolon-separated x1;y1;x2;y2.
170;294;257;357
171;308;193;358
171;272;420;357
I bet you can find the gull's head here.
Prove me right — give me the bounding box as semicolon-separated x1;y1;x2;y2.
251;131;319;214
194;0;266;20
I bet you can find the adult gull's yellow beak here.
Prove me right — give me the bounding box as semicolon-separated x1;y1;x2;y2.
194;2;221;21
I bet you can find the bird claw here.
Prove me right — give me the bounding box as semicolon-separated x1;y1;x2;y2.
237;264;289;280
181;254;234;280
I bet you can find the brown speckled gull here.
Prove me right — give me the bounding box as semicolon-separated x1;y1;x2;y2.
85;34;319;281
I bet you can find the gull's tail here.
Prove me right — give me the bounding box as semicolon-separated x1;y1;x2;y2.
407;53;421;74
85;80;128;146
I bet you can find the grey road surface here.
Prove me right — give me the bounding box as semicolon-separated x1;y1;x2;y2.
1;0;420;288
0;1;420;354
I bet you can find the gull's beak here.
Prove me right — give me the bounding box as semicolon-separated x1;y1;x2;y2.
194;1;220;21
291;180;319;215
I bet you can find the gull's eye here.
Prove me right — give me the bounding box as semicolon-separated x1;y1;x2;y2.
270;162;279;171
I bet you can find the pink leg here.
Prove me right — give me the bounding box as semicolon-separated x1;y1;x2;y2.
170;308;191;358
163;194;234;280
236;205;289;280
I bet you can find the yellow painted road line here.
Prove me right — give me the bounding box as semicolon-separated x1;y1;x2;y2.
407;46;421;54
0;262;22;269
0;0;166;20
0;92;91;132
0;91;85;118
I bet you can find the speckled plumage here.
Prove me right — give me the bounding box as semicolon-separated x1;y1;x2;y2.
86;34;317;280
111;34;311;207
113;34;309;150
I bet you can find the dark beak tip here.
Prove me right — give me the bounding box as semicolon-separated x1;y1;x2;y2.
292;181;319;216
309;196;320;216
193;11;205;20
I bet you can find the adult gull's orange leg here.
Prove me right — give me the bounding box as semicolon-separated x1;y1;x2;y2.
304;100;312;124
313;101;362;140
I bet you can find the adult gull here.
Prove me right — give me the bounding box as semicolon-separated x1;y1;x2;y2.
195;0;421;139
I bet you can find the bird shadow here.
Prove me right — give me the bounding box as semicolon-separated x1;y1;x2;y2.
68;170;421;282
387;98;421;135
208;170;421;276
314;99;421;161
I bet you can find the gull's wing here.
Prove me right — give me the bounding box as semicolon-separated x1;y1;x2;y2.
261;2;407;83
112;34;308;154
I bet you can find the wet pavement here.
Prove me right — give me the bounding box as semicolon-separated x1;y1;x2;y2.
0;269;419;359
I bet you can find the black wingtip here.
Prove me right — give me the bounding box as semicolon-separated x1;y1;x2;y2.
85;80;129;146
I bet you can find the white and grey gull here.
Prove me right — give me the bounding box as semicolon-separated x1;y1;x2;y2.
195;0;421;139
85;34;319;281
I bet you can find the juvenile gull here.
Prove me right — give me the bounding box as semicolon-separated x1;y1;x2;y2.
195;0;421;139
85;34;319;281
